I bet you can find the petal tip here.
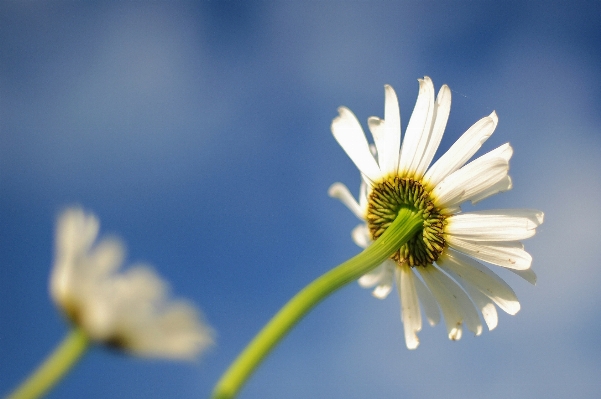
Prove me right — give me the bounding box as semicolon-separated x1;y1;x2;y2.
327;182;344;198
367;116;384;127
536;211;545;224
332;107;354;126
449;327;462;341
437;84;452;103
504;301;521;315
406;338;420;350
384;85;399;105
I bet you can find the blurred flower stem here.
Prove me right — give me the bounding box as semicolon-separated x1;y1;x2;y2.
6;327;89;399
211;208;423;399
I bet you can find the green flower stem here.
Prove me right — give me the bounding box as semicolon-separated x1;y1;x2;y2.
6;327;90;399
211;208;423;399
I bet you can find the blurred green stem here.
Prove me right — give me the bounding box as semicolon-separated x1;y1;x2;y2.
6;327;89;399
211;208;423;399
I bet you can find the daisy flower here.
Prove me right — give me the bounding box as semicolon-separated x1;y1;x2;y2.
50;208;214;359
328;77;543;349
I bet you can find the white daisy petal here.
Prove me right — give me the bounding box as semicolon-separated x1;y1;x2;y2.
418;265;482;338
368;117;386;163
470;175;513;204
446;236;532;270
414;84;452;178
351;224;371;248
432;143;512;209
331;107;382;182
384;86;402;166
358;260;396;299
358;262;387;288
485;142;513;161
328;182;364;220
463;286;498;331
56;208;99;255
373;280;394;299
52;210;100;307
438;249;520;315
446;209;544;241
399;77;435;176
424;111;498;188
397;264;422;349
127;301;213;360
413;273;441;326
437;260;499;331
434;265;483;336
87;239;125;276
406;78;437;176
368;85;401;176
358;179;369;215
509;267;538;285
433;157;508;210
476;208;545;224
416;266;462;340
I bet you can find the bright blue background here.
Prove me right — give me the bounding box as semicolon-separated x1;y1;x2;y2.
1;2;600;398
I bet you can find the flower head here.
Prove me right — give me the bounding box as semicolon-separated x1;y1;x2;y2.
329;77;543;349
50;208;214;359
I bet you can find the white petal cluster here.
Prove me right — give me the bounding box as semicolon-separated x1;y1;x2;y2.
50;208;214;360
329;77;543;349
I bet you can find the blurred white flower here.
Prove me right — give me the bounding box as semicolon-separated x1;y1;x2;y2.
50;208;214;360
329;77;543;349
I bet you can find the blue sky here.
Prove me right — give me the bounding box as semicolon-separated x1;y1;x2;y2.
1;1;601;398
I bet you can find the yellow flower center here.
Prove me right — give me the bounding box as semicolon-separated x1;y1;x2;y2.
366;176;446;267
